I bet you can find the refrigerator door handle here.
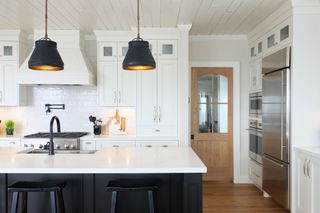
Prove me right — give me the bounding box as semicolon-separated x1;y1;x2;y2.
264;156;284;167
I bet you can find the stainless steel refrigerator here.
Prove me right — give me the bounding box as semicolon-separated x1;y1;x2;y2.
262;47;290;210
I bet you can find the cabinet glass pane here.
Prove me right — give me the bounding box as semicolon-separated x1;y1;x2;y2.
267;35;275;48
162;44;173;55
198;74;228;133
122;46;128;56
103;47;113;57
280;25;289;41
258;42;263;54
251;47;255;57
3;46;12;56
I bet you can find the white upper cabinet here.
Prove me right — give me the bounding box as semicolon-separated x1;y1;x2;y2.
99;62;118;106
0;42;17;61
249;59;262;92
98;42;136;107
157;40;177;59
99;42;118;61
137;59;178;136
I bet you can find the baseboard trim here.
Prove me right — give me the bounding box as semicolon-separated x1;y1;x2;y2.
234;176;251;184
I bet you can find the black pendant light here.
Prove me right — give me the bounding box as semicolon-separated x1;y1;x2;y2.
28;0;64;71
122;0;156;71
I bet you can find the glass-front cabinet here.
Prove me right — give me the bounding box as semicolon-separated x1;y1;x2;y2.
157;40;177;59
99;42;118;61
0;42;17;61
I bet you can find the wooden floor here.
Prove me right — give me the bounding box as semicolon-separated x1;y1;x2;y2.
203;182;289;213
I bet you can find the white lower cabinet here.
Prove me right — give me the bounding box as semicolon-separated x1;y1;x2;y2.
136;141;179;148
96;140;136;150
248;159;262;190
0;138;20;147
81;140;96;150
295;151;320;213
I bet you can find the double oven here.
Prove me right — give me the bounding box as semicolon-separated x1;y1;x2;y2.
249;119;262;164
249;92;262;118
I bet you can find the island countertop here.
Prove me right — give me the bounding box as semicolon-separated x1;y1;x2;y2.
0;147;207;174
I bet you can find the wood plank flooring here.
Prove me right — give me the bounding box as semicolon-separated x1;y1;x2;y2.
203;182;290;213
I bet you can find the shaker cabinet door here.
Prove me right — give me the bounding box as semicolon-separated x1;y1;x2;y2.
99;62;118;106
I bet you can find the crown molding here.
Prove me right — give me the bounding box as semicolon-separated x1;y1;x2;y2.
190;34;247;41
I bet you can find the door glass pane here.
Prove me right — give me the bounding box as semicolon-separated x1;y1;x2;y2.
198;74;228;133
103;47;113;57
4;46;12;56
198;103;212;133
258;42;263;54
162;44;173;55
122;46;128;56
212;104;228;133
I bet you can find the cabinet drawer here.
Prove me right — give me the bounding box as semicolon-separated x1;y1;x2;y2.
137;141;179;148
249;160;262;189
137;126;178;137
97;141;136;149
81;141;96;150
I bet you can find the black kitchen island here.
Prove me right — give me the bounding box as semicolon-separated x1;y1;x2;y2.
0;147;206;213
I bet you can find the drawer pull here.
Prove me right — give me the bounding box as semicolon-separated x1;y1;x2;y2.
162;145;168;148
85;142;92;145
146;145;152;148
113;145;120;147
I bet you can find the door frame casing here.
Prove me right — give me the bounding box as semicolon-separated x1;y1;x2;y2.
189;61;241;183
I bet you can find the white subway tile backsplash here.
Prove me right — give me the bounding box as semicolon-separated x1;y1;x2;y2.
0;86;136;135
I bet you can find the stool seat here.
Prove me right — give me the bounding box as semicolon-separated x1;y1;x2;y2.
8;181;66;192
8;181;66;213
106;179;158;213
106;179;158;192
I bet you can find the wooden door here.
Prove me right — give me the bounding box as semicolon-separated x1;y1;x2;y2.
191;67;233;181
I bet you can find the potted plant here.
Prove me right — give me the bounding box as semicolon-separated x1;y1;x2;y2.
5;120;15;135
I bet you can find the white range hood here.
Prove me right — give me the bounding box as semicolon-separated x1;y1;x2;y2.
18;30;96;85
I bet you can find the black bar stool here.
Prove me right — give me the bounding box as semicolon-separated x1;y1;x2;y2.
8;181;66;213
106;179;158;213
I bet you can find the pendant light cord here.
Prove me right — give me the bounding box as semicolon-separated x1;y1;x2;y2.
137;0;141;39
44;0;49;40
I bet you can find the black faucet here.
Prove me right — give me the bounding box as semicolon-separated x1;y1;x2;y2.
49;116;61;155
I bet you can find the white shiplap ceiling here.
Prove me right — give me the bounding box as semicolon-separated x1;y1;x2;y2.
0;0;288;35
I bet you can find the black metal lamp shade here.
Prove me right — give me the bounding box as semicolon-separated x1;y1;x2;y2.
28;39;64;71
122;40;156;71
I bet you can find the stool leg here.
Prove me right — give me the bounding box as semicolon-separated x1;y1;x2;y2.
10;192;19;213
148;190;155;213
110;191;117;213
56;191;65;213
50;191;57;213
21;192;28;213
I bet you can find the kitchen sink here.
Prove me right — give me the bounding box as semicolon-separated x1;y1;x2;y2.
18;149;97;154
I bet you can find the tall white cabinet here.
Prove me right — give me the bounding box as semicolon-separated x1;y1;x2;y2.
137;40;178;136
98;42;136;107
0;31;27;106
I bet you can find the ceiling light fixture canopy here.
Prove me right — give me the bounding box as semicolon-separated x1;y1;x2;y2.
28;0;64;71
122;0;156;71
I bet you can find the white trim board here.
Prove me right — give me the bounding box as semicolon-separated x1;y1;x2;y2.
189;61;244;184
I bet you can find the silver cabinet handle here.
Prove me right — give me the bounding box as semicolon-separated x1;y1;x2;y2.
113;145;120;147
114;91;117;103
307;159;311;178
146;145;152;148
154;106;157;123
162;145;168;148
9;142;15;144
85;142;92;145
118;91;121;104
303;159;307;177
158;106;161;123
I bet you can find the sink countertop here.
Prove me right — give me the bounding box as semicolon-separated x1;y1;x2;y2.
0;147;207;174
294;146;320;159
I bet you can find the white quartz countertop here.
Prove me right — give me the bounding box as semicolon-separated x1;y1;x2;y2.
80;134;179;141
0;147;207;174
294;146;320;159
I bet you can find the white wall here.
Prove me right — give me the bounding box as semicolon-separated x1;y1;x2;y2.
189;37;250;181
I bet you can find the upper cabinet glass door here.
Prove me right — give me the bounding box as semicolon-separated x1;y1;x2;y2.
99;42;117;61
117;42;129;60
0;42;17;60
157;40;177;59
198;74;228;133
